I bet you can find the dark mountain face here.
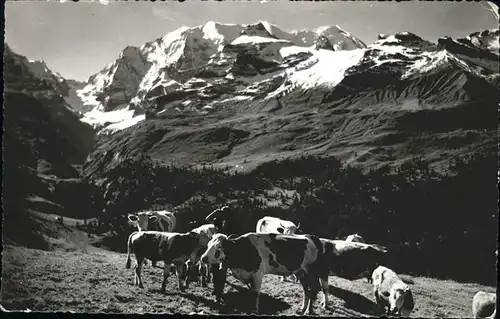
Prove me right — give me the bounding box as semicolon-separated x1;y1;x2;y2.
2;45;98;229
4;44;97;176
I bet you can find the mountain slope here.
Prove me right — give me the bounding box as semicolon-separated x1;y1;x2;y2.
77;24;498;176
3;44;99;247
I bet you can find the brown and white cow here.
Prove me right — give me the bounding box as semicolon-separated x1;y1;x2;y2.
472;291;496;318
127;210;176;267
200;233;326;315
127;210;176;233
125;230;211;292
318;239;388;309
371;265;414;317
256;216;301;282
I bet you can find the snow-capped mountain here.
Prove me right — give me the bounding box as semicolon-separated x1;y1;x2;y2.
70;22;499;175
77;22;498;138
77;21;368;134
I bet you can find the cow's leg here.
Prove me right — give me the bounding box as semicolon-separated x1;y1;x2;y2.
212;264;227;303
199;263;207;288
302;274;319;315
161;263;171;292
374;290;389;315
183;260;194;290
298;276;310;314
319;276;329;309
250;273;263;314
135;257;145;288
175;263;187;291
206;264;212;284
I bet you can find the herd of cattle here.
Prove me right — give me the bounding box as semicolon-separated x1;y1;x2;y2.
124;208;497;317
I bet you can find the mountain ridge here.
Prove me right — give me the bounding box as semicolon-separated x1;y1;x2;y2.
64;22;498;176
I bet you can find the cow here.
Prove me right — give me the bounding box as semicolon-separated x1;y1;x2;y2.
256;216;301;282
185;223;218;287
204;205;243;300
345;233;365;243
472;291;496;318
125;230;211;292
371;265;414;317
127;210;176;232
317;239;388;309
200;232;327;315
127;210;176;267
256;216;300;235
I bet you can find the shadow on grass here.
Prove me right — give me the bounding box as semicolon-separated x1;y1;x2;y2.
180;291;221;310
328;285;381;316
217;281;290;315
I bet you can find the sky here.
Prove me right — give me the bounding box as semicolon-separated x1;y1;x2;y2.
5;0;499;81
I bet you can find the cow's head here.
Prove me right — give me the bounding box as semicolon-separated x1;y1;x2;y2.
279;221;299;235
127;212;158;231
197;226;216;247
388;283;410;314
201;233;228;265
205;206;230;230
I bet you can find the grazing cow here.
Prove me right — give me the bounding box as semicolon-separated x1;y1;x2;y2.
256;216;301;282
125;230;211;292
472;291;496;318
318;239;388;309
127;210;176;267
185;224;218;287
345;233;365;243
200;233;326;315
371;266;414;317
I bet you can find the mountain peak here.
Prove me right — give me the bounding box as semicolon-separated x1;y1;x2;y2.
75;23;498;136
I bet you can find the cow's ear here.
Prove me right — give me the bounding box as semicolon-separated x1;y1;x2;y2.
276;227;284;234
128;214;138;222
149;215;158;223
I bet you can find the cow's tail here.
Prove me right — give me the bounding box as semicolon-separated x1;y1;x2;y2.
126;232;135;269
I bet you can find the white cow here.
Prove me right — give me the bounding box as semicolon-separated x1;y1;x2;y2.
472;291;496;318
127;210;176;268
256;216;300;235
256;216;300;282
371;266;414;317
